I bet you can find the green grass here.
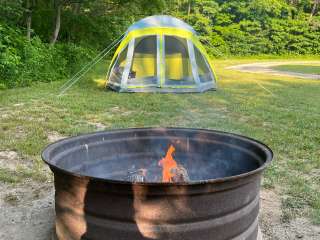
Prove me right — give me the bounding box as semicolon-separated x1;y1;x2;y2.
0;58;320;224
272;64;320;75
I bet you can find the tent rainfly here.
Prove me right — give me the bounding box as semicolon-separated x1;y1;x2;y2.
106;15;217;93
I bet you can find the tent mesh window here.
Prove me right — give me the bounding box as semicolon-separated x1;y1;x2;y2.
164;35;195;86
194;46;214;83
109;45;129;85
128;35;157;86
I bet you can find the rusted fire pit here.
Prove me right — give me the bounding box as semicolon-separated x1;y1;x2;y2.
42;128;273;240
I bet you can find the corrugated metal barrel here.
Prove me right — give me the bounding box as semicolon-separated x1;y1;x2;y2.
42;128;273;240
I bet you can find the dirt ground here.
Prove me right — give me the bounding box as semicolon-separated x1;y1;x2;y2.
0;180;55;240
260;189;320;240
0;149;55;240
0;151;320;240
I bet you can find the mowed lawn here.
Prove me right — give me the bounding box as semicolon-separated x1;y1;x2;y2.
272;64;320;75
0;58;319;224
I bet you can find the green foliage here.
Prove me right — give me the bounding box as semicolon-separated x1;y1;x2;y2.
247;0;289;20
0;0;166;88
0;22;94;88
166;0;320;56
0;0;24;24
1;0;320;88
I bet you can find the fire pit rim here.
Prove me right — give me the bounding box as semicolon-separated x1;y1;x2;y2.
41;127;273;186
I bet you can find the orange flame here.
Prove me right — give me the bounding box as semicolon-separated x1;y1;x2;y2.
158;145;178;182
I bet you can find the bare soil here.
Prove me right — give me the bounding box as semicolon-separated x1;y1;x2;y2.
0;151;32;171
0;182;54;240
260;189;320;240
87;121;107;131
47;131;66;143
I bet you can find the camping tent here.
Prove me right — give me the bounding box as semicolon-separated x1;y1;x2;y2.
106;15;217;93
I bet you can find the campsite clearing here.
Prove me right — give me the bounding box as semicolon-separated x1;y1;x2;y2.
0;58;319;239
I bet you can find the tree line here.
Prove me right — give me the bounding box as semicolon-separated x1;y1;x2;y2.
0;0;320;88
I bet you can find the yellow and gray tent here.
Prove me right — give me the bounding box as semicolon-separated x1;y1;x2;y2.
106;15;217;93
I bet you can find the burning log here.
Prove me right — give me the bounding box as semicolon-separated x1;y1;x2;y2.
170;164;190;182
125;168;147;183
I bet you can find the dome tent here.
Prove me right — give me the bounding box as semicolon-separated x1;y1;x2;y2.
106;15;217;93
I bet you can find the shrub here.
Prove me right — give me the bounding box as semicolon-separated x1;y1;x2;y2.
0;22;95;88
